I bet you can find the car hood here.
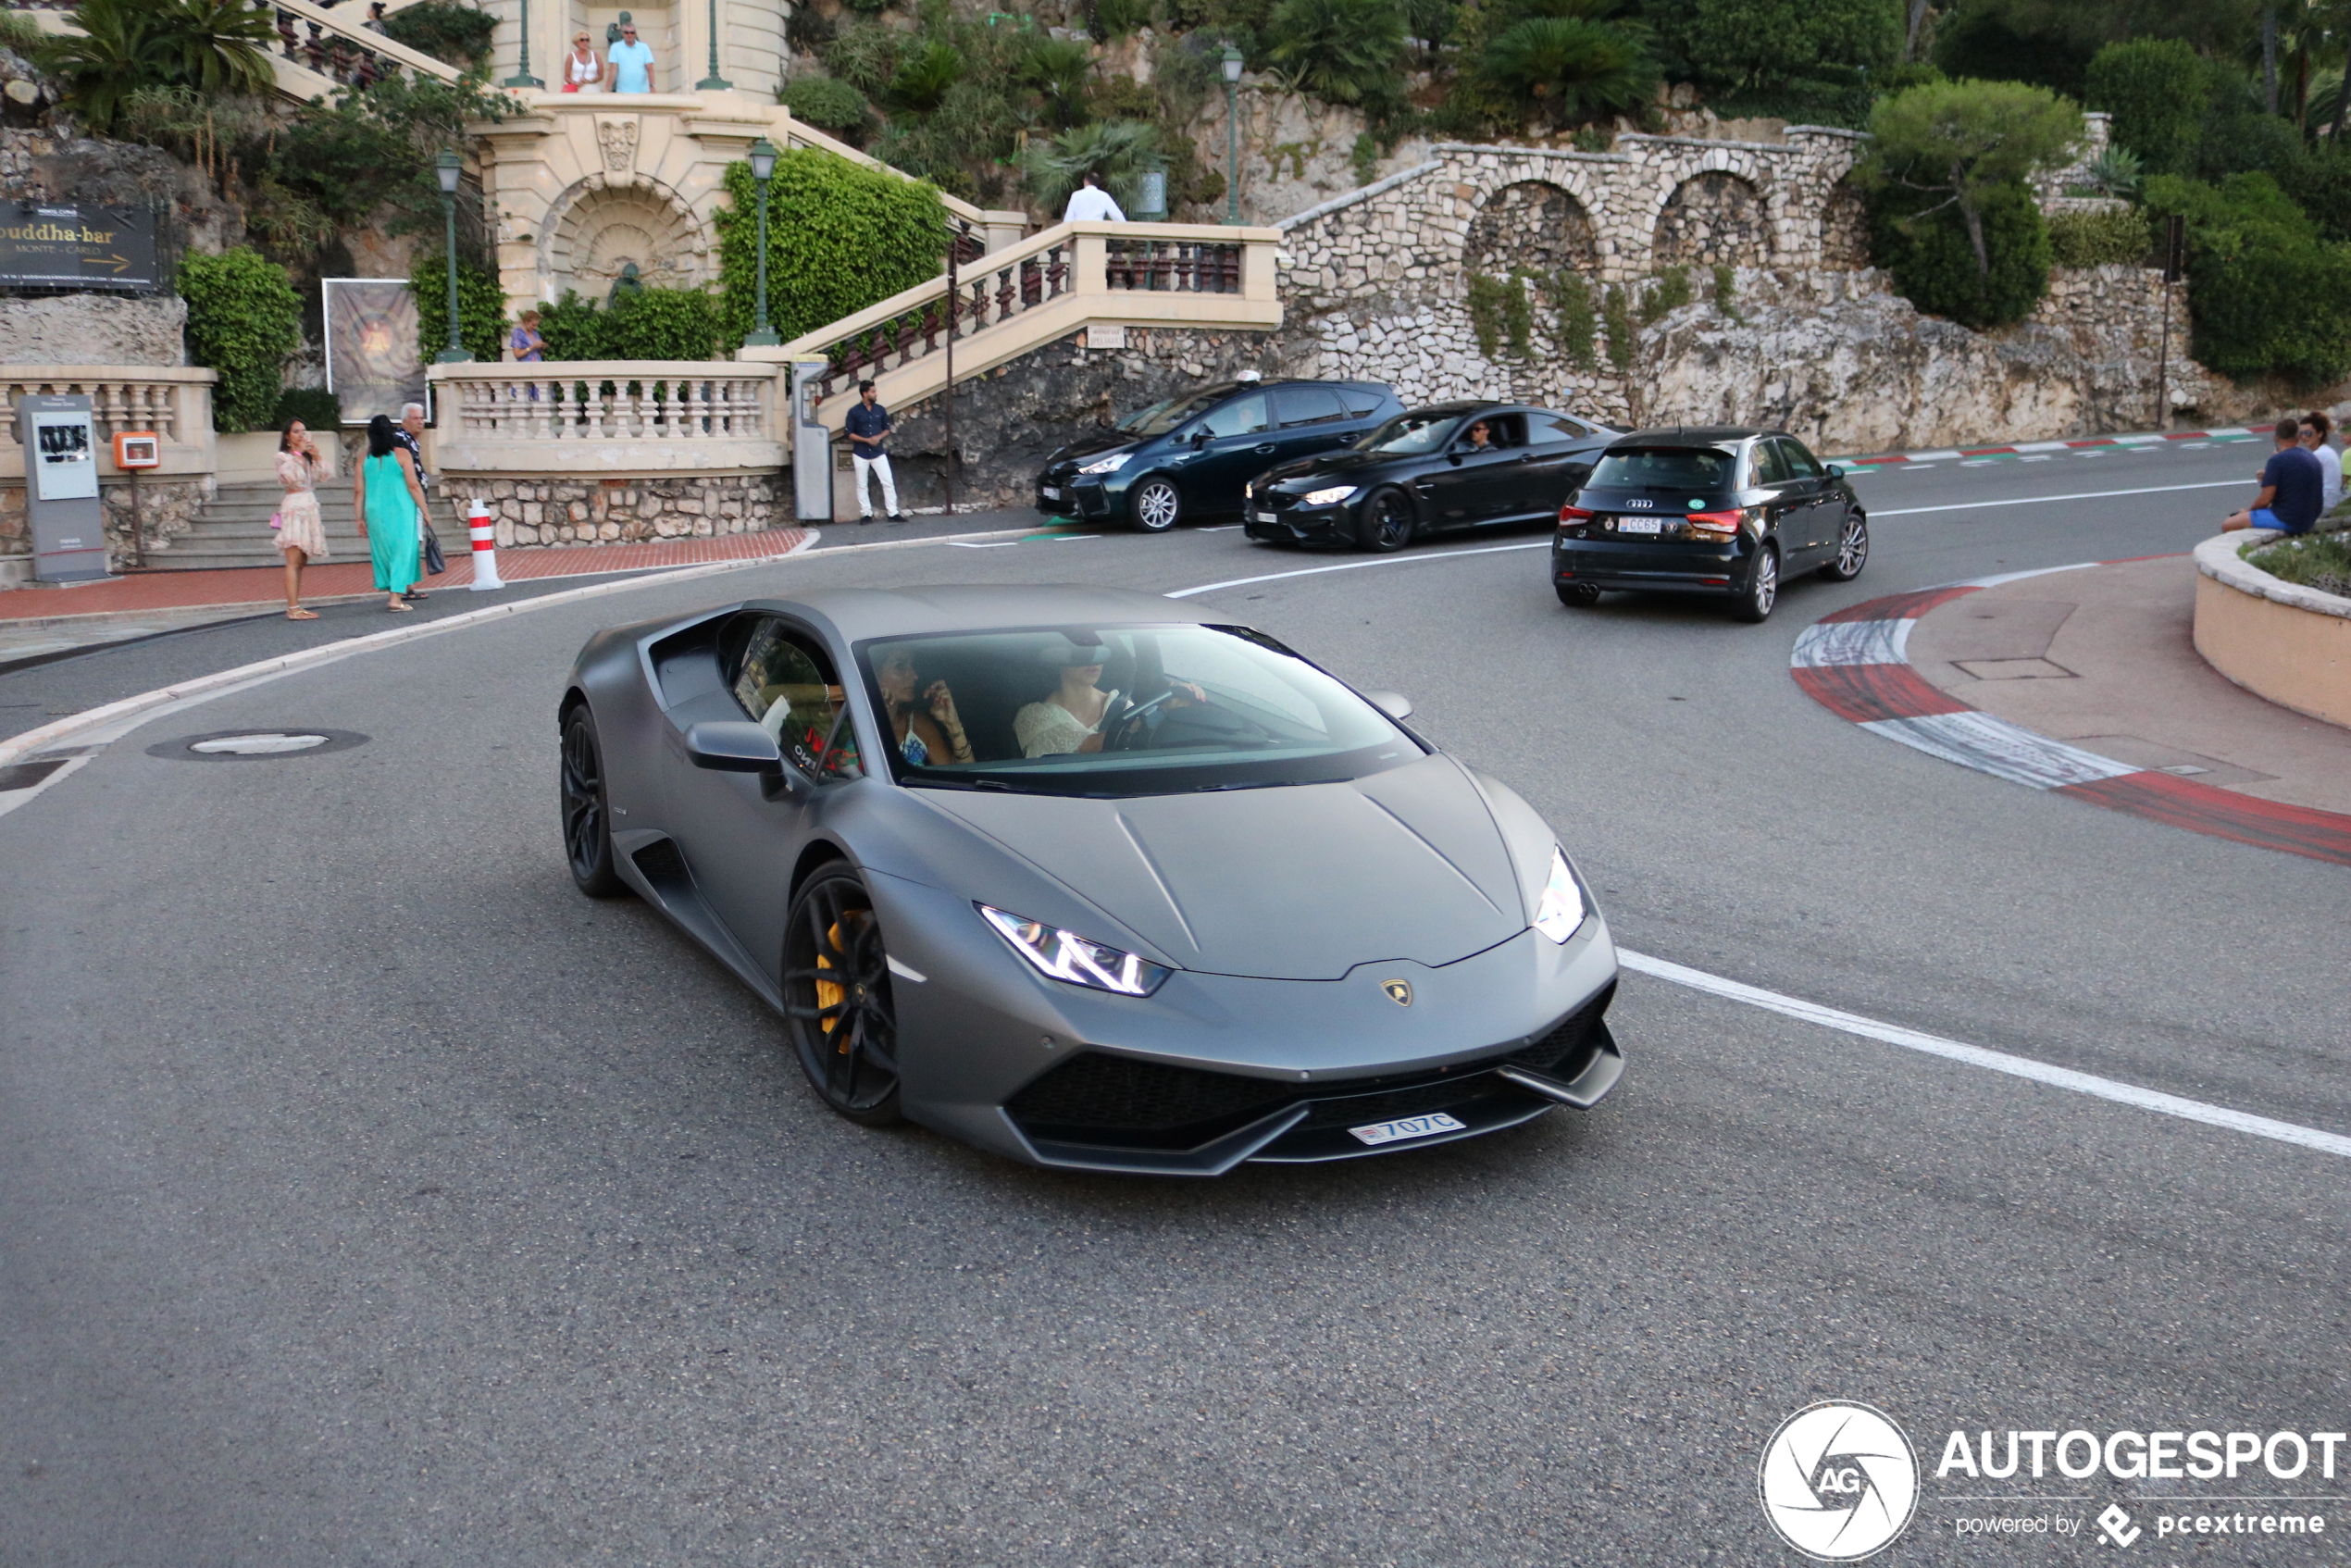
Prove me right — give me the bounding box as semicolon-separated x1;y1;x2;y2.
1046;428;1145;467
1258;447;1388;488
918;754;1530;980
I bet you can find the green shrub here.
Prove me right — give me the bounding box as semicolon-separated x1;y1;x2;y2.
1654;0;1899;101
1600;281;1634;370
713;151;949;348
535;291;608;360
782;75;869;136
1088;73;1161;120
410;254;510;365
1637;264;1692;324
1711;262;1742;324
1479;15;1655;129
1263;0;1409;119
2245;530;2351;597
273;385;342;430
600;288;722;361
2085;40;2208;176
2198;109;2303;182
379;0;499;72
1088;0;1155;38
179;247;302;433
2047;205;2151;268
1466;272;1533;357
1869;181;2051;330
2143;171;2351;388
1543;269;1598;367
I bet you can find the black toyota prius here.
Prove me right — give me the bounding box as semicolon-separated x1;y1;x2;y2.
1244;402;1619;553
1550;427;1869;622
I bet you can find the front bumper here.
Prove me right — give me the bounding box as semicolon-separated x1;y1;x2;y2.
864;870;1622;1175
1553;533;1756;593
1036;471;1121;520
1242;497;1354;545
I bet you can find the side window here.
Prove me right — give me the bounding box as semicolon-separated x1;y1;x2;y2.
1486;414;1527;448
728;617;859;781
1273;385;1348;427
1531;415;1590;444
1339;388;1387;418
1776;438;1826;479
1748;442;1791;487
1197;391;1269;438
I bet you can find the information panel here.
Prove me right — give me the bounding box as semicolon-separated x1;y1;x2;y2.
0;205;160;291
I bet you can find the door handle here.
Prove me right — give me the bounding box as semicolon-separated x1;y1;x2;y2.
1253;443;1275;454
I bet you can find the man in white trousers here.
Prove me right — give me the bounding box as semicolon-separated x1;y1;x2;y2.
843;380;907;524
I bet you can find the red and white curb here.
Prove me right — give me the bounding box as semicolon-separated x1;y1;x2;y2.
1833;429;2256;467
1791;566;2351;867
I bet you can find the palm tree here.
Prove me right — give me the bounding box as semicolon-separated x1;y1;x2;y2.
37;0;168;132
155;0;278;100
1480;16;1654;128
1018;36;1094;131
1263;0;1409;110
1022;119;1163;215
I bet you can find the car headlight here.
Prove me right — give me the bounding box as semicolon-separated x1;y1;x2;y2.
978;903;1172;996
1532;846;1586;943
1302;484;1358;506
1078;453;1132;476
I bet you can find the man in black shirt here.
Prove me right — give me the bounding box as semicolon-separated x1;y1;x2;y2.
2225;417;2325;535
842;381;907;524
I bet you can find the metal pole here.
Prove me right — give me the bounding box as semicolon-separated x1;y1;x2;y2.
698;0;730;89
128;469;144;567
504;0;542;86
744;174;777;345
1225;77;1240;224
943;225;960;516
2154;214;2183;430
438;193;470;363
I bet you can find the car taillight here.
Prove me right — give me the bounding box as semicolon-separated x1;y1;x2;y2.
1559;504;1594;523
1685;508;1742;535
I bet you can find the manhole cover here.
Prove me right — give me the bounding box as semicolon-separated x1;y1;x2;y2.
147;728;369;761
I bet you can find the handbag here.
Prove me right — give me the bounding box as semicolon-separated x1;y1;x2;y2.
560;79;579;92
421;518;448;576
268;512;282;529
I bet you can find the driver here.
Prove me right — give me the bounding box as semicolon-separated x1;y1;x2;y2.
872;643;974;766
1463;418;1493;450
1015;638;1203;757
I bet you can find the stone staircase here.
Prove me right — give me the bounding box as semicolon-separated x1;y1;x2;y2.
145;480;367;572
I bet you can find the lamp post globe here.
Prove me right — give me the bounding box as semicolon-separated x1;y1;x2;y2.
434;149;471;364
1221;44;1244;225
744;137;780;347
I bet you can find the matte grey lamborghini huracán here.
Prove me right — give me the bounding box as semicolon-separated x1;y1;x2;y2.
559;586;1623;1176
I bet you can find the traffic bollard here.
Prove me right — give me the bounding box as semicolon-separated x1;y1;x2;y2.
466;499;504;591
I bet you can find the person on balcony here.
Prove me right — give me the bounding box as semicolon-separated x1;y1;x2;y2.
844;380;908;525
1063;171;1125;223
562;31;605;92
607;20;655;93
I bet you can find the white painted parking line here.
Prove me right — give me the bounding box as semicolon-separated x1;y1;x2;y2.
1871;478;2248;518
1618;949;2351;1161
948;540;1022;548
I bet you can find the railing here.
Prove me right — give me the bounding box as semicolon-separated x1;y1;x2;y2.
425;362;785;472
247;0;462;91
0;367;217;480
810;239;1076;408
1103;238;1246;293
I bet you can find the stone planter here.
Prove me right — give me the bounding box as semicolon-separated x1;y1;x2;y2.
2193;530;2351;728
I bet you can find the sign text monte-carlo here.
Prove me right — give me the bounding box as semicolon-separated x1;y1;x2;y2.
0;205;160;291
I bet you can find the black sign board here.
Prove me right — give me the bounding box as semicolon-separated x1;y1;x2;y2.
0;205;160;291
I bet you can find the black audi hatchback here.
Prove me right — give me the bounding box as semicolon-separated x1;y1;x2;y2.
1246;401;1619;553
1035;379;1402;533
1551;427;1868;622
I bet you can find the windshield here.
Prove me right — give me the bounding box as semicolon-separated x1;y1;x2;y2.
1119;388;1230;438
1588;446;1740;490
1359;410;1469;455
855;623;1423;798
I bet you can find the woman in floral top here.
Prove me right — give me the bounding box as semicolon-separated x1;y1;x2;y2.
275;417;330;619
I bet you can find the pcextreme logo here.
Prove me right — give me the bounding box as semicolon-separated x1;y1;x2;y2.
1760;1401;1922;1561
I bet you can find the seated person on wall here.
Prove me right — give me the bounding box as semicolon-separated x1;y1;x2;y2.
2223;418;2324;535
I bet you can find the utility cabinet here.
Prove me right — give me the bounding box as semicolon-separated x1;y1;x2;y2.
19;393;106;582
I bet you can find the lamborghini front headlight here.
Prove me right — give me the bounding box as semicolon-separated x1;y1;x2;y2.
1532;846;1586;943
978;903;1172;996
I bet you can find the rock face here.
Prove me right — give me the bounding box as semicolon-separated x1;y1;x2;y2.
0;293;188;367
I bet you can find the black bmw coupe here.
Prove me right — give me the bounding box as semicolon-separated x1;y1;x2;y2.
1243;402;1619;553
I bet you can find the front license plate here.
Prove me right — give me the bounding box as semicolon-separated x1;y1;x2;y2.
1615;516;1663;534
1040;485;1062;500
1350;1111;1468;1147
1255;510;1278;524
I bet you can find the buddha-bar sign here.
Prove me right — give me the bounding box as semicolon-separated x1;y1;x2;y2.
0;205;160;291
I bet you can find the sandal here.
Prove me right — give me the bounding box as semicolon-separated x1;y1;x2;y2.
286;608;319;620
387;600;414;613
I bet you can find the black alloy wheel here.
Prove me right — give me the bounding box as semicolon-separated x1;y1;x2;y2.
1821;511;1870;581
1358;488;1416;553
1734;544;1780;623
560;704;626;898
1556;581;1603;608
783;865;903;1126
1129;477;1182;533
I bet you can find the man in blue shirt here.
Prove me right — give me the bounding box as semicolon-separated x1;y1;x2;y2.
606;21;654;93
843;380;907;524
2224;417;2325;535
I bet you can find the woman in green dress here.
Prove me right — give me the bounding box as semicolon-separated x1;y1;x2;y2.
353;413;428;612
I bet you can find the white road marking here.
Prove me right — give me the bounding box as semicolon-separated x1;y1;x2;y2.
1871;478;2249;517
948;540;1022;549
1164;541;1547;599
1617;949;2351;1161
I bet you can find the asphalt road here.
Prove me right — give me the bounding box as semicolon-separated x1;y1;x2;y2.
4;435;2345;1566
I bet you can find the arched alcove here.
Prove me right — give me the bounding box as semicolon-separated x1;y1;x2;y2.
1463;181;1598;275
544;180;708;302
1650;172;1770;268
1819;176;1870;270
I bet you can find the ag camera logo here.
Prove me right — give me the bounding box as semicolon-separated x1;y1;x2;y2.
1759;1401;1921;1561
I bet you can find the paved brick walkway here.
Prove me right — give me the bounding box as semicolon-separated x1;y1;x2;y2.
0;528;813;623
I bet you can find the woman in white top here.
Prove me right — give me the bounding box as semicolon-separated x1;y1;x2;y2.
1014;641;1203;757
563;31;604;92
2301;411;2343;513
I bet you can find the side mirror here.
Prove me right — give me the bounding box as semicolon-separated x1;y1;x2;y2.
686;720;784;773
1826;463;1847;479
1364;690;1413;721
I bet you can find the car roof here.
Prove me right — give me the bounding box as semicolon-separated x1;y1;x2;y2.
745;585;1221;644
1611;426;1773;446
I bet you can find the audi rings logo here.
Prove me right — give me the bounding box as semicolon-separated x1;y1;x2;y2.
1759;1401;1921;1561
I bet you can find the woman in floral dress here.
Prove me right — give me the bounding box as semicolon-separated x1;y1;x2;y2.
275;417;330;620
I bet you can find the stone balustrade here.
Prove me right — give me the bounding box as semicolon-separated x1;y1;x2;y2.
0;367;217;481
426;361;784;474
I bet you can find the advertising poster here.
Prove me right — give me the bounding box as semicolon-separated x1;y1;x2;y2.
0;205;159;291
322;278;426;426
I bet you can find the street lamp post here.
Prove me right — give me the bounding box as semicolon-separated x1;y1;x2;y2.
697;0;730;90
434;150;471;364
743;138;779;348
1221;44;1244;225
503;0;541;87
